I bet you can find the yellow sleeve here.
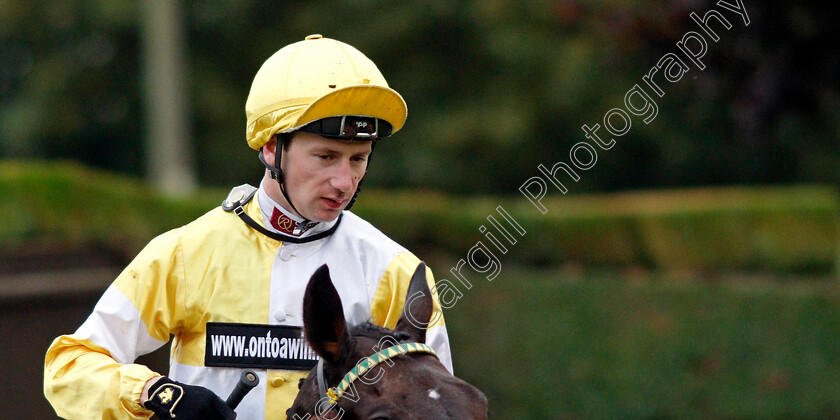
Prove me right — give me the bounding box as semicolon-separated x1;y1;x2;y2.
369;252;454;372
44;335;159;419
369;252;446;330
44;230;185;419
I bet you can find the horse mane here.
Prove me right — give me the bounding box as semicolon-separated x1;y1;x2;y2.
349;321;412;342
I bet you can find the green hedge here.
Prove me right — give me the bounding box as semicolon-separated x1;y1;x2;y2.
0;160;221;255
2;161;837;273
357;186;840;274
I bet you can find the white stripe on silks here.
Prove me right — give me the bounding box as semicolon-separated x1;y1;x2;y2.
426;324;454;374
75;284;166;364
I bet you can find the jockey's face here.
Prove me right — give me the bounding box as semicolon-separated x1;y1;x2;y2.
264;132;371;222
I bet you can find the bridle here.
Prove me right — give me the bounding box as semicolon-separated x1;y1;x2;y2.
317;342;438;406
317;342;438;405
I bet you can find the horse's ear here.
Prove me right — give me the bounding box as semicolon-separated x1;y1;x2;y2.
395;262;434;343
303;264;351;364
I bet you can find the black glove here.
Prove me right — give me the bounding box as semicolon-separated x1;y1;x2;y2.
143;377;236;420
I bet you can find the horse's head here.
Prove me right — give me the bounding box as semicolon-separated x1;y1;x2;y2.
286;263;488;420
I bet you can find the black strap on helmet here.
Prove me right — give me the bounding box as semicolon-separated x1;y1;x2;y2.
344;138;376;211
258;132;308;218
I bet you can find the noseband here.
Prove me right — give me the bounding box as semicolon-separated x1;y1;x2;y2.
317;342;438;405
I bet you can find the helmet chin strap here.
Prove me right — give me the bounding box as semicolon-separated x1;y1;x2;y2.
345;139;375;211
258;133;307;221
257;133;376;217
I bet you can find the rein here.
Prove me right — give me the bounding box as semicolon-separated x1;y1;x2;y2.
317;342;438;405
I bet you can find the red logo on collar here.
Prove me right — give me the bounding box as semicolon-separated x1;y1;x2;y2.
271;208;316;236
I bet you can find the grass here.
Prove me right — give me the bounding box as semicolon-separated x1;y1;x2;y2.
444;265;840;419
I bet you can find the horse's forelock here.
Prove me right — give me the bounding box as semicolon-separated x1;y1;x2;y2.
350;322;409;340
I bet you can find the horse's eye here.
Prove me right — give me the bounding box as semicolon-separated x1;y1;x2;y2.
298;378;305;389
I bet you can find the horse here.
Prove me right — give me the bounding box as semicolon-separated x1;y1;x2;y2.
286;263;489;419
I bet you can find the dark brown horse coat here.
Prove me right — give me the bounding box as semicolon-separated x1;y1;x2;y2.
286;263;488;419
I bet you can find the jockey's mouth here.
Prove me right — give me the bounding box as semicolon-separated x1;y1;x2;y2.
322;196;346;209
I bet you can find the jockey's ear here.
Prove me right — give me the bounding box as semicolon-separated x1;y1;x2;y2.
303;264;352;364
396;262;434;343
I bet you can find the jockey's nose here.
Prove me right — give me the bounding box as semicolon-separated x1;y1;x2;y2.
330;158;356;193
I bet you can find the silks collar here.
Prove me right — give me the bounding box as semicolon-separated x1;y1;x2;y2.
258;185;322;237
222;184;342;244
317;342;438;405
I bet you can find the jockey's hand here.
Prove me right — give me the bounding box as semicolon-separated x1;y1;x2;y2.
143;377;235;419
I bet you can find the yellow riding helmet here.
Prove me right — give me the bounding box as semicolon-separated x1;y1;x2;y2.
245;34;407;150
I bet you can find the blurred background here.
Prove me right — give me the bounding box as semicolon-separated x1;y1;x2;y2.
1;0;839;418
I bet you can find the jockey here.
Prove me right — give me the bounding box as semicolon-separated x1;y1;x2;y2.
44;34;452;420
